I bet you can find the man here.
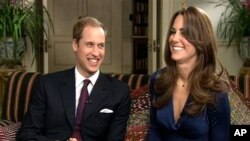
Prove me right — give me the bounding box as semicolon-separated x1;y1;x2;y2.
17;16;131;141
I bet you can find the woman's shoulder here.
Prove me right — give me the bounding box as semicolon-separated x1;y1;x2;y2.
208;91;230;113
216;92;229;109
151;67;167;80
213;91;229;103
207;91;230;126
149;67;167;96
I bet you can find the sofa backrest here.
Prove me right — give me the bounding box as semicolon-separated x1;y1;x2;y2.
1;71;249;123
1;71;41;122
109;73;150;90
1;71;151;122
230;75;250;100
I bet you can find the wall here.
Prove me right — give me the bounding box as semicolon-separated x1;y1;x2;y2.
159;0;244;75
39;0;243;75
122;0;133;73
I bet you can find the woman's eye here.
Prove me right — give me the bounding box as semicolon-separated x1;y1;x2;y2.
170;29;176;34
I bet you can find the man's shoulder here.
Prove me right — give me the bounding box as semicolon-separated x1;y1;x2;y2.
41;68;74;81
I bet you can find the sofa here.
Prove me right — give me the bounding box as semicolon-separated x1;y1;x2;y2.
0;71;249;140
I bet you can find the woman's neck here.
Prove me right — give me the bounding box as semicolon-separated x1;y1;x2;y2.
176;63;192;87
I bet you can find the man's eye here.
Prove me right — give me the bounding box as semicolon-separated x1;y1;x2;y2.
99;44;105;48
86;43;93;46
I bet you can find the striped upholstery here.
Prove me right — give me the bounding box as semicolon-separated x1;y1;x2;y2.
0;72;249;123
1;71;41;123
109;73;150;90
0;71;249;140
230;75;250;101
0;72;150;124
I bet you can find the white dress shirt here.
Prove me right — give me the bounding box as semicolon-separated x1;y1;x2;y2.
74;67;99;114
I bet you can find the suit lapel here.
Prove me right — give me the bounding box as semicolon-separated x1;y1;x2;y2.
83;73;109;121
59;68;76;128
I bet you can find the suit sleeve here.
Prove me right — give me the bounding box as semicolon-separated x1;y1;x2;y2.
16;76;57;141
106;84;131;141
208;92;230;141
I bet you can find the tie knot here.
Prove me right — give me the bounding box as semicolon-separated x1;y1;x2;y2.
83;79;91;87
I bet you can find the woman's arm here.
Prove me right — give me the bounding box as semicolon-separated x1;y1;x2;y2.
146;71;164;141
208;92;230;141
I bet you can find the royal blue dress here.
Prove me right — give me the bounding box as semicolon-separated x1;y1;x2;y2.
147;70;230;141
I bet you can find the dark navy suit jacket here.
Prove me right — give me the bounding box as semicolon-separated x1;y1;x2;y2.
17;68;131;141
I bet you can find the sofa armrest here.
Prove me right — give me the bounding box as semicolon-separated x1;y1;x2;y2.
1;71;41;122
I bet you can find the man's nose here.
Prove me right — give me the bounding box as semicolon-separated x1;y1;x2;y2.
91;46;100;56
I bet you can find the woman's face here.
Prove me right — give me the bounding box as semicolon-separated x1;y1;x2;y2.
168;14;197;65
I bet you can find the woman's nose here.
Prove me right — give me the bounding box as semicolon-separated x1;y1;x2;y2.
172;32;181;42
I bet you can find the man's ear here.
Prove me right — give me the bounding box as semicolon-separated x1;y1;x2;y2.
72;39;78;52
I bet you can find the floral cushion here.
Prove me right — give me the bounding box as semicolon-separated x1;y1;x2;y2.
125;85;150;141
219;68;250;125
229;89;250;125
125;125;148;141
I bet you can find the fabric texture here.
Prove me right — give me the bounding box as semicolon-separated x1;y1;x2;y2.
110;74;150;90
125;85;150;141
16;69;131;141
218;67;250;125
229;75;250;101
148;68;230;141
1;71;41;122
0;121;21;141
72;79;91;140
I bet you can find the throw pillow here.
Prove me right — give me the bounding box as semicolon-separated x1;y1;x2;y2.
125;85;150;141
218;67;250;125
125;125;148;141
0;121;21;141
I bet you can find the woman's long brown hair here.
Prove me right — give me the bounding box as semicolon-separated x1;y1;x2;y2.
154;7;227;116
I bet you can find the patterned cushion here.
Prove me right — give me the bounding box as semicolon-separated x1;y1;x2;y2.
219;68;250;125
229;90;250;124
0;120;21;141
0;120;16;127
125;85;150;141
125;125;148;141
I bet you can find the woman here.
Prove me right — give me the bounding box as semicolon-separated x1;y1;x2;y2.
147;6;230;141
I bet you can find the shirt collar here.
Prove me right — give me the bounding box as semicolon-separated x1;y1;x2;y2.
75;67;100;87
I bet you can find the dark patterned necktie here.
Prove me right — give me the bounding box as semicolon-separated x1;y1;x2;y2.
71;79;91;141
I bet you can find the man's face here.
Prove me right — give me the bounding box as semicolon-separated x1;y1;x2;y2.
72;26;105;77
